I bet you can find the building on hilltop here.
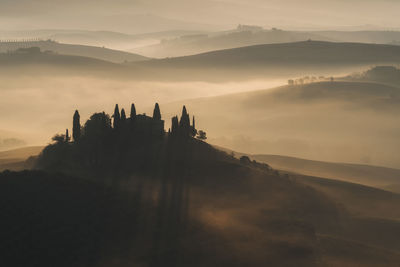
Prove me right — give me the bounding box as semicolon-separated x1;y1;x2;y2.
134;113;165;137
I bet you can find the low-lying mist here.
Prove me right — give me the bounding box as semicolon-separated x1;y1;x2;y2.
162;81;400;169
0;73;283;146
1;69;399;169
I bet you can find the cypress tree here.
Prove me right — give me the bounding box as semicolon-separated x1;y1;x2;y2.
191;116;197;137
113;104;120;128
72;110;81;141
121;108;127;121
153;103;161;120
130;103;136;118
180;105;190;134
65;129;70;142
171;116;179;134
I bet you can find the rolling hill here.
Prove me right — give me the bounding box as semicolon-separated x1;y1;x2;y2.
345;66;400;88
216;146;400;193
2;41;400;82
0;146;43;171
251;154;400;193
132;28;333;58
138;41;400;68
161;80;400;168
132;29;400;58
127;41;400;81
0;40;148;63
0;50;127;76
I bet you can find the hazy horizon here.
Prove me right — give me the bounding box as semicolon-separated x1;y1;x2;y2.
1;0;400;33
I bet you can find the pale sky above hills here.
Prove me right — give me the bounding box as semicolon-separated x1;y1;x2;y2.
1;0;399;33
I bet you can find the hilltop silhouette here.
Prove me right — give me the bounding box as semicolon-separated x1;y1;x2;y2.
36;103;213;180
1;104;400;266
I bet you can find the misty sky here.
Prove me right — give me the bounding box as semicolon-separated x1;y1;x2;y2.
1;0;400;33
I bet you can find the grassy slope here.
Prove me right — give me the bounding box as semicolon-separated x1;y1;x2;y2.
250;154;400;193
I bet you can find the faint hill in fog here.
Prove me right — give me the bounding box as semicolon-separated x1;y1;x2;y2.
162;81;400;168
133;28;332;58
0;48;126;76
129;41;400;80
315;30;400;44
132;28;400;58
3;41;400;82
0;40;148;63
0;146;43;171
217;146;400;193
138;41;400;68
252;154;400;193
346;66;400;87
0;29;206;52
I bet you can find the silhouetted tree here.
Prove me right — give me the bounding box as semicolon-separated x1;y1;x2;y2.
121;108;127;122
65;129;70;142
153;103;161;120
73;110;81;142
52;134;66;144
130;103;136;119
84;112;112;139
191;116;197;137
180;106;190;135
196;130;207;140
113;104;121;128
171;116;179;134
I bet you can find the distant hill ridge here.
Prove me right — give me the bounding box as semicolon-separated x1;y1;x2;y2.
140;41;400;67
0;40;149;63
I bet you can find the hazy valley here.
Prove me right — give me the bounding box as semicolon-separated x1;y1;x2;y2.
1;3;400;265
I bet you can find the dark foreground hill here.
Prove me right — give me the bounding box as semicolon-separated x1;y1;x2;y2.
1;104;400;266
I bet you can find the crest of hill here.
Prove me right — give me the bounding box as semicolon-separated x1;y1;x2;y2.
347;66;400;87
253;154;400;193
179;81;400;109
136;41;400;68
0;48;127;75
133;28;332;58
0;40;149;63
216;146;400;193
132;27;400;58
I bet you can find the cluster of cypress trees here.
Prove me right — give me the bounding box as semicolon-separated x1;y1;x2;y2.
71;103;200;143
170;105;197;137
